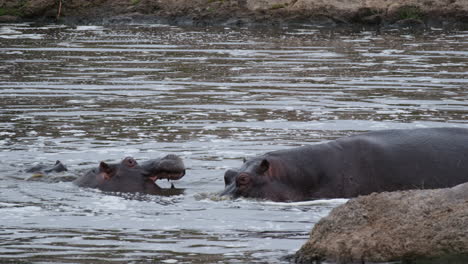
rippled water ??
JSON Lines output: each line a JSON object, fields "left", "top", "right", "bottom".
{"left": 0, "top": 23, "right": 467, "bottom": 263}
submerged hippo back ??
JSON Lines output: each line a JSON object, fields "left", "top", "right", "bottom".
{"left": 335, "top": 127, "right": 468, "bottom": 193}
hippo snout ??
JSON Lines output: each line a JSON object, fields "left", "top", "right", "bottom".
{"left": 219, "top": 181, "right": 236, "bottom": 197}
{"left": 224, "top": 169, "right": 238, "bottom": 186}
{"left": 140, "top": 154, "right": 186, "bottom": 181}
{"left": 220, "top": 169, "right": 240, "bottom": 197}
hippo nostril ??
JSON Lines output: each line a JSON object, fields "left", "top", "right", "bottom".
{"left": 123, "top": 157, "right": 137, "bottom": 167}
{"left": 164, "top": 154, "right": 181, "bottom": 161}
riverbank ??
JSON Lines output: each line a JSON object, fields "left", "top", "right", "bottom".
{"left": 1, "top": 0, "right": 468, "bottom": 29}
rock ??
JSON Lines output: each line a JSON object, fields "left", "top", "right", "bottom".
{"left": 246, "top": 0, "right": 290, "bottom": 11}
{"left": 22, "top": 0, "right": 56, "bottom": 17}
{"left": 350, "top": 7, "right": 383, "bottom": 25}
{"left": 132, "top": 0, "right": 161, "bottom": 14}
{"left": 392, "top": 18, "right": 426, "bottom": 29}
{"left": 0, "top": 15, "right": 20, "bottom": 22}
{"left": 291, "top": 0, "right": 363, "bottom": 13}
{"left": 360, "top": 14, "right": 382, "bottom": 25}
{"left": 294, "top": 182, "right": 468, "bottom": 263}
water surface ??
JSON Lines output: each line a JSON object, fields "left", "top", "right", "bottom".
{"left": 0, "top": 23, "right": 467, "bottom": 263}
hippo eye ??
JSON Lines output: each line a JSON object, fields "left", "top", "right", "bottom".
{"left": 123, "top": 157, "right": 137, "bottom": 168}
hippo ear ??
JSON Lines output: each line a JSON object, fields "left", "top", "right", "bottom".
{"left": 99, "top": 162, "right": 115, "bottom": 180}
{"left": 258, "top": 159, "right": 270, "bottom": 174}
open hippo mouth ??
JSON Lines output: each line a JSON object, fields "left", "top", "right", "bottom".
{"left": 147, "top": 170, "right": 186, "bottom": 182}
{"left": 141, "top": 154, "right": 186, "bottom": 183}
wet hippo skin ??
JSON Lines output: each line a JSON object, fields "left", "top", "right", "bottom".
{"left": 221, "top": 127, "right": 468, "bottom": 202}
{"left": 26, "top": 160, "right": 68, "bottom": 175}
{"left": 74, "top": 155, "right": 185, "bottom": 195}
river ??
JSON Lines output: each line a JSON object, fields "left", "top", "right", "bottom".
{"left": 0, "top": 23, "right": 467, "bottom": 263}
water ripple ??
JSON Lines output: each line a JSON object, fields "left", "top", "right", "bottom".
{"left": 0, "top": 23, "right": 467, "bottom": 263}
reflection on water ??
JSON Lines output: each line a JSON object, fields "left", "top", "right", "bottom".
{"left": 0, "top": 23, "right": 467, "bottom": 263}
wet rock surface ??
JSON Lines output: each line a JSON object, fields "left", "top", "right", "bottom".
{"left": 0, "top": 0, "right": 467, "bottom": 28}
{"left": 294, "top": 182, "right": 468, "bottom": 263}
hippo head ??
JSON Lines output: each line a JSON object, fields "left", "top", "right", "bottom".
{"left": 140, "top": 154, "right": 186, "bottom": 182}
{"left": 220, "top": 157, "right": 298, "bottom": 201}
{"left": 26, "top": 160, "right": 68, "bottom": 174}
{"left": 75, "top": 155, "right": 185, "bottom": 194}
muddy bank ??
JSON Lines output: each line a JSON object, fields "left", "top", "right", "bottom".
{"left": 294, "top": 182, "right": 468, "bottom": 263}
{"left": 1, "top": 0, "right": 468, "bottom": 28}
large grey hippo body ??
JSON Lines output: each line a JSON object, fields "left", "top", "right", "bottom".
{"left": 221, "top": 127, "right": 468, "bottom": 202}
{"left": 74, "top": 155, "right": 185, "bottom": 195}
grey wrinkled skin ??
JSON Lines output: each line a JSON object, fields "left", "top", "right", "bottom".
{"left": 74, "top": 155, "right": 185, "bottom": 195}
{"left": 221, "top": 127, "right": 468, "bottom": 202}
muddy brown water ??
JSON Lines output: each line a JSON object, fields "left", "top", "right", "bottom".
{"left": 0, "top": 23, "right": 467, "bottom": 263}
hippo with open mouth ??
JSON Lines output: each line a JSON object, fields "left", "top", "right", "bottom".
{"left": 74, "top": 155, "right": 186, "bottom": 195}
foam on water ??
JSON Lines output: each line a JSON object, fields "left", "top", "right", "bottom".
{"left": 75, "top": 25, "right": 105, "bottom": 31}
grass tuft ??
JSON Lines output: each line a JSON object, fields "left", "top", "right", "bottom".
{"left": 397, "top": 6, "right": 424, "bottom": 20}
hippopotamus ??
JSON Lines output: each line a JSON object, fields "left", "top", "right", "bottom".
{"left": 221, "top": 127, "right": 468, "bottom": 202}
{"left": 25, "top": 160, "right": 72, "bottom": 182}
{"left": 26, "top": 160, "right": 68, "bottom": 175}
{"left": 74, "top": 155, "right": 186, "bottom": 195}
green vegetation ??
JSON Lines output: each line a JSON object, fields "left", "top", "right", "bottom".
{"left": 0, "top": 7, "right": 22, "bottom": 16}
{"left": 208, "top": 0, "right": 224, "bottom": 3}
{"left": 131, "top": 0, "right": 141, "bottom": 5}
{"left": 397, "top": 5, "right": 424, "bottom": 20}
{"left": 270, "top": 3, "right": 288, "bottom": 10}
